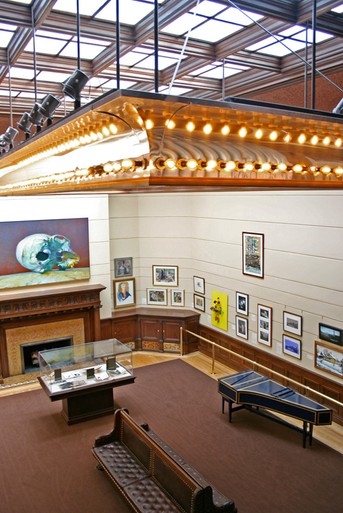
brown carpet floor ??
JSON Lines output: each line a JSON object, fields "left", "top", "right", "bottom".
{"left": 0, "top": 359, "right": 342, "bottom": 513}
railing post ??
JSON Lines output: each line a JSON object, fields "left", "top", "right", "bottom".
{"left": 180, "top": 326, "right": 183, "bottom": 356}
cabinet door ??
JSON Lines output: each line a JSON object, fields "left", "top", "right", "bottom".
{"left": 162, "top": 319, "right": 182, "bottom": 352}
{"left": 140, "top": 319, "right": 163, "bottom": 351}
{"left": 112, "top": 318, "right": 136, "bottom": 345}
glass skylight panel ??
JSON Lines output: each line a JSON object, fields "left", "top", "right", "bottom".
{"left": 246, "top": 36, "right": 281, "bottom": 52}
{"left": 9, "top": 67, "right": 36, "bottom": 79}
{"left": 53, "top": 0, "right": 106, "bottom": 16}
{"left": 257, "top": 39, "right": 308, "bottom": 57}
{"left": 35, "top": 29, "right": 71, "bottom": 40}
{"left": 101, "top": 79, "right": 137, "bottom": 89}
{"left": 36, "top": 70, "right": 71, "bottom": 83}
{"left": 189, "top": 64, "right": 217, "bottom": 76}
{"left": 217, "top": 7, "right": 264, "bottom": 26}
{"left": 331, "top": 4, "right": 343, "bottom": 13}
{"left": 158, "top": 85, "right": 192, "bottom": 95}
{"left": 189, "top": 19, "right": 242, "bottom": 42}
{"left": 0, "top": 31, "right": 14, "bottom": 48}
{"left": 161, "top": 13, "right": 202, "bottom": 36}
{"left": 59, "top": 41, "right": 106, "bottom": 59}
{"left": 17, "top": 91, "right": 45, "bottom": 99}
{"left": 190, "top": 0, "right": 226, "bottom": 17}
{"left": 200, "top": 66, "right": 245, "bottom": 79}
{"left": 120, "top": 52, "right": 148, "bottom": 67}
{"left": 95, "top": 0, "right": 154, "bottom": 24}
{"left": 24, "top": 37, "right": 67, "bottom": 55}
{"left": 135, "top": 55, "right": 179, "bottom": 71}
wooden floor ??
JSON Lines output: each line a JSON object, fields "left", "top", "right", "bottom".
{"left": 1, "top": 351, "right": 342, "bottom": 454}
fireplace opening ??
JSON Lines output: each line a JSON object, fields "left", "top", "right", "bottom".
{"left": 21, "top": 337, "right": 73, "bottom": 374}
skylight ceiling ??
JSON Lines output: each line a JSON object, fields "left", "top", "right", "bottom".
{"left": 0, "top": 0, "right": 342, "bottom": 119}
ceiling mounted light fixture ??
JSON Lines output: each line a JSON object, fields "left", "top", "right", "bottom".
{"left": 62, "top": 69, "right": 89, "bottom": 109}
{"left": 28, "top": 103, "right": 46, "bottom": 132}
{"left": 38, "top": 94, "right": 61, "bottom": 125}
{"left": 17, "top": 112, "right": 33, "bottom": 139}
{"left": 2, "top": 126, "right": 18, "bottom": 149}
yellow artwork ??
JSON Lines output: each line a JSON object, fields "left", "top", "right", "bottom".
{"left": 210, "top": 291, "right": 228, "bottom": 330}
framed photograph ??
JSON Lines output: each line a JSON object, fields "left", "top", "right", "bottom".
{"left": 193, "top": 294, "right": 205, "bottom": 312}
{"left": 114, "top": 257, "right": 133, "bottom": 278}
{"left": 283, "top": 335, "right": 302, "bottom": 359}
{"left": 193, "top": 276, "right": 205, "bottom": 295}
{"left": 236, "top": 292, "right": 248, "bottom": 315}
{"left": 113, "top": 278, "right": 136, "bottom": 308}
{"left": 152, "top": 265, "right": 178, "bottom": 286}
{"left": 171, "top": 289, "right": 185, "bottom": 307}
{"left": 257, "top": 304, "right": 272, "bottom": 347}
{"left": 315, "top": 341, "right": 343, "bottom": 378}
{"left": 319, "top": 323, "right": 343, "bottom": 346}
{"left": 236, "top": 316, "right": 248, "bottom": 340}
{"left": 283, "top": 311, "right": 302, "bottom": 336}
{"left": 242, "top": 232, "right": 264, "bottom": 278}
{"left": 147, "top": 288, "right": 168, "bottom": 306}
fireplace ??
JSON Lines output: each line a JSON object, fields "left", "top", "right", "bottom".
{"left": 21, "top": 337, "right": 73, "bottom": 374}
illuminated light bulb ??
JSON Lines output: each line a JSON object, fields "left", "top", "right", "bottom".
{"left": 165, "top": 158, "right": 176, "bottom": 170}
{"left": 238, "top": 126, "right": 247, "bottom": 138}
{"left": 206, "top": 160, "right": 217, "bottom": 171}
{"left": 244, "top": 162, "right": 254, "bottom": 171}
{"left": 320, "top": 165, "right": 331, "bottom": 175}
{"left": 255, "top": 128, "right": 263, "bottom": 139}
{"left": 203, "top": 123, "right": 212, "bottom": 135}
{"left": 297, "top": 133, "right": 306, "bottom": 144}
{"left": 333, "top": 166, "right": 343, "bottom": 177}
{"left": 292, "top": 164, "right": 303, "bottom": 174}
{"left": 310, "top": 135, "right": 319, "bottom": 145}
{"left": 186, "top": 121, "right": 195, "bottom": 132}
{"left": 309, "top": 166, "right": 318, "bottom": 175}
{"left": 186, "top": 158, "right": 198, "bottom": 170}
{"left": 121, "top": 159, "right": 134, "bottom": 169}
{"left": 269, "top": 130, "right": 278, "bottom": 141}
{"left": 283, "top": 133, "right": 291, "bottom": 142}
{"left": 102, "top": 125, "right": 110, "bottom": 137}
{"left": 84, "top": 134, "right": 92, "bottom": 144}
{"left": 113, "top": 162, "right": 122, "bottom": 172}
{"left": 224, "top": 160, "right": 236, "bottom": 171}
{"left": 261, "top": 162, "right": 271, "bottom": 171}
{"left": 165, "top": 119, "right": 175, "bottom": 129}
{"left": 221, "top": 125, "right": 230, "bottom": 135}
{"left": 79, "top": 135, "right": 86, "bottom": 145}
{"left": 90, "top": 131, "right": 98, "bottom": 142}
{"left": 109, "top": 123, "right": 118, "bottom": 135}
{"left": 75, "top": 168, "right": 90, "bottom": 177}
{"left": 323, "top": 136, "right": 331, "bottom": 146}
{"left": 334, "top": 137, "right": 342, "bottom": 147}
{"left": 145, "top": 119, "right": 154, "bottom": 130}
{"left": 103, "top": 162, "right": 113, "bottom": 172}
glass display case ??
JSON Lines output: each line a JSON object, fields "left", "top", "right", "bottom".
{"left": 38, "top": 338, "right": 133, "bottom": 394}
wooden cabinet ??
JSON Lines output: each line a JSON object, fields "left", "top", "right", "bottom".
{"left": 140, "top": 318, "right": 183, "bottom": 352}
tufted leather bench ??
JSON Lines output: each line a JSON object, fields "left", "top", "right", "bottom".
{"left": 92, "top": 408, "right": 237, "bottom": 513}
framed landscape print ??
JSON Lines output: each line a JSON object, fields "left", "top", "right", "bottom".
{"left": 257, "top": 304, "right": 272, "bottom": 346}
{"left": 318, "top": 323, "right": 343, "bottom": 346}
{"left": 283, "top": 311, "right": 302, "bottom": 336}
{"left": 315, "top": 341, "right": 343, "bottom": 378}
{"left": 152, "top": 265, "right": 178, "bottom": 286}
{"left": 283, "top": 335, "right": 301, "bottom": 359}
{"left": 236, "top": 316, "right": 248, "bottom": 340}
{"left": 114, "top": 257, "right": 133, "bottom": 278}
{"left": 113, "top": 278, "right": 136, "bottom": 308}
{"left": 236, "top": 292, "right": 248, "bottom": 315}
{"left": 193, "top": 294, "right": 205, "bottom": 312}
{"left": 147, "top": 288, "right": 168, "bottom": 305}
{"left": 193, "top": 276, "right": 205, "bottom": 295}
{"left": 171, "top": 289, "right": 185, "bottom": 307}
{"left": 242, "top": 232, "right": 264, "bottom": 278}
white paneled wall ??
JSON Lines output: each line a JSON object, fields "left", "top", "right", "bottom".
{"left": 110, "top": 190, "right": 343, "bottom": 383}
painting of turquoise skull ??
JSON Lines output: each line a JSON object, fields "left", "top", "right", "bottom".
{"left": 0, "top": 218, "right": 90, "bottom": 289}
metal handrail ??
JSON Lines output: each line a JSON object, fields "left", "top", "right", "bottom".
{"left": 180, "top": 327, "right": 343, "bottom": 408}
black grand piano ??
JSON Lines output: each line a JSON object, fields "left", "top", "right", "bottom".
{"left": 218, "top": 370, "right": 333, "bottom": 448}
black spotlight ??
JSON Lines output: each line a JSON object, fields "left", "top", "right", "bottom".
{"left": 28, "top": 102, "right": 46, "bottom": 132}
{"left": 0, "top": 135, "right": 9, "bottom": 153}
{"left": 62, "top": 69, "right": 89, "bottom": 109}
{"left": 332, "top": 98, "right": 343, "bottom": 115}
{"left": 18, "top": 112, "right": 33, "bottom": 139}
{"left": 38, "top": 94, "right": 61, "bottom": 125}
{"left": 2, "top": 126, "right": 18, "bottom": 149}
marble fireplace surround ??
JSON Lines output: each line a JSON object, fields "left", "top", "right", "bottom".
{"left": 0, "top": 284, "right": 105, "bottom": 380}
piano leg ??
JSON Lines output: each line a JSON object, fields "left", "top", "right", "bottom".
{"left": 302, "top": 422, "right": 314, "bottom": 448}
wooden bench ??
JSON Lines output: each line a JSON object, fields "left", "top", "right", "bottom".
{"left": 92, "top": 408, "right": 237, "bottom": 513}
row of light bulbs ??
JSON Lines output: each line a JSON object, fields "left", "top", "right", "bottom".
{"left": 143, "top": 117, "right": 343, "bottom": 148}
{"left": 1, "top": 157, "right": 342, "bottom": 194}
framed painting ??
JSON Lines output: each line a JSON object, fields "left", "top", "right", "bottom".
{"left": 242, "top": 232, "right": 264, "bottom": 278}
{"left": 283, "top": 311, "right": 302, "bottom": 337}
{"left": 236, "top": 292, "right": 248, "bottom": 316}
{"left": 257, "top": 304, "right": 272, "bottom": 346}
{"left": 113, "top": 278, "right": 136, "bottom": 308}
{"left": 0, "top": 218, "right": 90, "bottom": 290}
{"left": 315, "top": 341, "right": 343, "bottom": 378}
{"left": 283, "top": 335, "right": 302, "bottom": 359}
{"left": 171, "top": 289, "right": 185, "bottom": 307}
{"left": 152, "top": 265, "right": 178, "bottom": 286}
{"left": 147, "top": 288, "right": 168, "bottom": 306}
{"left": 193, "top": 276, "right": 205, "bottom": 295}
{"left": 114, "top": 257, "right": 133, "bottom": 278}
{"left": 193, "top": 294, "right": 205, "bottom": 312}
{"left": 319, "top": 323, "right": 343, "bottom": 346}
{"left": 236, "top": 315, "right": 248, "bottom": 340}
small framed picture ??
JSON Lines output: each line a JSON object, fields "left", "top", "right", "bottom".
{"left": 283, "top": 335, "right": 302, "bottom": 359}
{"left": 318, "top": 323, "right": 343, "bottom": 346}
{"left": 114, "top": 257, "right": 133, "bottom": 278}
{"left": 283, "top": 311, "right": 302, "bottom": 336}
{"left": 193, "top": 294, "right": 205, "bottom": 312}
{"left": 147, "top": 288, "right": 168, "bottom": 305}
{"left": 315, "top": 340, "right": 343, "bottom": 378}
{"left": 236, "top": 292, "right": 248, "bottom": 315}
{"left": 193, "top": 276, "right": 205, "bottom": 295}
{"left": 113, "top": 278, "right": 136, "bottom": 308}
{"left": 171, "top": 289, "right": 185, "bottom": 307}
{"left": 242, "top": 232, "right": 264, "bottom": 278}
{"left": 236, "top": 315, "right": 248, "bottom": 340}
{"left": 257, "top": 304, "right": 272, "bottom": 347}
{"left": 152, "top": 265, "right": 178, "bottom": 286}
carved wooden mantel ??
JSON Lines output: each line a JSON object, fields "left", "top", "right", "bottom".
{"left": 0, "top": 284, "right": 106, "bottom": 380}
